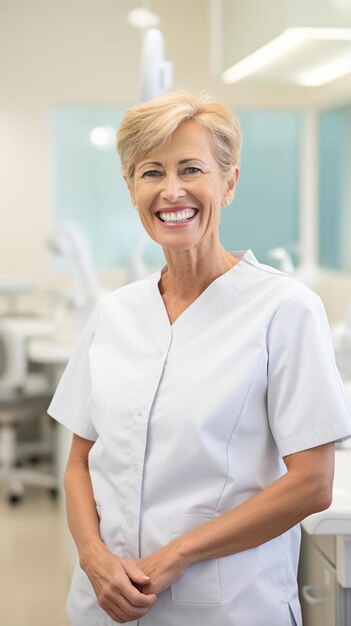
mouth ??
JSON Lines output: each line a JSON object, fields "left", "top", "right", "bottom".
{"left": 155, "top": 208, "right": 199, "bottom": 224}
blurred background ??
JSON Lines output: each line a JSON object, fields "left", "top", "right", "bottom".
{"left": 1, "top": 1, "right": 351, "bottom": 625}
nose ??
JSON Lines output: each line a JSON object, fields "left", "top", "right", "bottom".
{"left": 160, "top": 173, "right": 186, "bottom": 203}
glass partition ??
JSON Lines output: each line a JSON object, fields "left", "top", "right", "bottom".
{"left": 222, "top": 110, "right": 300, "bottom": 264}
{"left": 54, "top": 105, "right": 300, "bottom": 269}
{"left": 319, "top": 105, "right": 351, "bottom": 271}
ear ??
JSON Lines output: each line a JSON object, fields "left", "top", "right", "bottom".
{"left": 124, "top": 175, "right": 137, "bottom": 210}
{"left": 222, "top": 166, "right": 239, "bottom": 206}
{"left": 226, "top": 165, "right": 239, "bottom": 196}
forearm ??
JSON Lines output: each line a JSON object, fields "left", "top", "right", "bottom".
{"left": 64, "top": 456, "right": 106, "bottom": 566}
{"left": 175, "top": 455, "right": 332, "bottom": 567}
{"left": 136, "top": 460, "right": 328, "bottom": 596}
{"left": 63, "top": 438, "right": 158, "bottom": 622}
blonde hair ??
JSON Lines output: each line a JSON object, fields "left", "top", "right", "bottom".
{"left": 116, "top": 90, "right": 242, "bottom": 179}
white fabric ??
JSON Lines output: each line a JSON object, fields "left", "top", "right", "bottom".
{"left": 48, "top": 249, "right": 351, "bottom": 626}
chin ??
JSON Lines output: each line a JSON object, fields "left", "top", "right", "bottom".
{"left": 158, "top": 237, "right": 200, "bottom": 252}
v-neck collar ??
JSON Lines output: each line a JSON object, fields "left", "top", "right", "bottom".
{"left": 151, "top": 249, "right": 259, "bottom": 339}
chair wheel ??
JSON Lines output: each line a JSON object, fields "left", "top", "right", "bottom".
{"left": 8, "top": 493, "right": 22, "bottom": 505}
{"left": 49, "top": 488, "right": 59, "bottom": 499}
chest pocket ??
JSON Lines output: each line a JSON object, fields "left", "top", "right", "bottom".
{"left": 168, "top": 514, "right": 221, "bottom": 604}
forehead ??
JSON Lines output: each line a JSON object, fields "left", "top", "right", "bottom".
{"left": 146, "top": 120, "right": 214, "bottom": 163}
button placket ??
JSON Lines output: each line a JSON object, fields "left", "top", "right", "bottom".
{"left": 123, "top": 343, "right": 172, "bottom": 557}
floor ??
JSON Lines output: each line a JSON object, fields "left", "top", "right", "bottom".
{"left": 0, "top": 483, "right": 70, "bottom": 626}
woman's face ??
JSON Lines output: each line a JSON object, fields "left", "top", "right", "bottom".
{"left": 127, "top": 120, "right": 238, "bottom": 253}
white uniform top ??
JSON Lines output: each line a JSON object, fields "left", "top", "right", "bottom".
{"left": 48, "top": 249, "right": 351, "bottom": 626}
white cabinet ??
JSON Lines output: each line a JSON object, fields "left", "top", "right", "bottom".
{"left": 298, "top": 531, "right": 350, "bottom": 626}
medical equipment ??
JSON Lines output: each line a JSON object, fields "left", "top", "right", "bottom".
{"left": 267, "top": 245, "right": 322, "bottom": 290}
{"left": 127, "top": 6, "right": 172, "bottom": 102}
{"left": 125, "top": 235, "right": 151, "bottom": 283}
{"left": 0, "top": 321, "right": 57, "bottom": 503}
{"left": 140, "top": 28, "right": 173, "bottom": 101}
{"left": 0, "top": 276, "right": 35, "bottom": 314}
{"left": 47, "top": 221, "right": 101, "bottom": 322}
{"left": 267, "top": 247, "right": 295, "bottom": 274}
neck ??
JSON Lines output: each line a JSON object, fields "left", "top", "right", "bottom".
{"left": 159, "top": 241, "right": 239, "bottom": 300}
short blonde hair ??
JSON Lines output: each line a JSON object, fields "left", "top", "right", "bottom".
{"left": 116, "top": 90, "right": 242, "bottom": 179}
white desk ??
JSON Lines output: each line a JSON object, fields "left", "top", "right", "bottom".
{"left": 27, "top": 336, "right": 74, "bottom": 478}
{"left": 0, "top": 277, "right": 35, "bottom": 313}
{"left": 27, "top": 333, "right": 77, "bottom": 579}
{"left": 28, "top": 339, "right": 73, "bottom": 367}
{"left": 0, "top": 316, "right": 56, "bottom": 338}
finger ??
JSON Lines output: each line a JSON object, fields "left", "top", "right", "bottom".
{"left": 103, "top": 597, "right": 154, "bottom": 623}
{"left": 102, "top": 574, "right": 157, "bottom": 611}
{"left": 119, "top": 559, "right": 158, "bottom": 606}
{"left": 119, "top": 582, "right": 157, "bottom": 609}
{"left": 121, "top": 558, "right": 151, "bottom": 585}
{"left": 141, "top": 581, "right": 158, "bottom": 595}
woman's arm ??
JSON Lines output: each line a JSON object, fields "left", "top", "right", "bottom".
{"left": 64, "top": 434, "right": 157, "bottom": 623}
{"left": 138, "top": 442, "right": 334, "bottom": 594}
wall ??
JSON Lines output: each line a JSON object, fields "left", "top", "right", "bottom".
{"left": 1, "top": 0, "right": 137, "bottom": 290}
{"left": 2, "top": 0, "right": 351, "bottom": 307}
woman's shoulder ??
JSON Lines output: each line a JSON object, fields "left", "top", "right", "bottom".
{"left": 242, "top": 252, "right": 323, "bottom": 313}
{"left": 98, "top": 269, "right": 160, "bottom": 311}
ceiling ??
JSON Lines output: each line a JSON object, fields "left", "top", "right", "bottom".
{"left": 151, "top": 0, "right": 351, "bottom": 108}
{"left": 3, "top": 0, "right": 351, "bottom": 111}
{"left": 211, "top": 0, "right": 351, "bottom": 106}
{"left": 225, "top": 37, "right": 351, "bottom": 85}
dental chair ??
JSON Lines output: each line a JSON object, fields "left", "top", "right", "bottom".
{"left": 0, "top": 324, "right": 58, "bottom": 504}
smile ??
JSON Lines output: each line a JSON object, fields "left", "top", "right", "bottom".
{"left": 156, "top": 208, "right": 198, "bottom": 223}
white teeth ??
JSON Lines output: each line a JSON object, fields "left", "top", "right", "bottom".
{"left": 159, "top": 208, "right": 197, "bottom": 222}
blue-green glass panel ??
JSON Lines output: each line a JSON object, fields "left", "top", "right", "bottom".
{"left": 342, "top": 107, "right": 351, "bottom": 272}
{"left": 53, "top": 105, "right": 164, "bottom": 270}
{"left": 319, "top": 111, "right": 342, "bottom": 269}
{"left": 54, "top": 106, "right": 300, "bottom": 270}
{"left": 220, "top": 110, "right": 300, "bottom": 265}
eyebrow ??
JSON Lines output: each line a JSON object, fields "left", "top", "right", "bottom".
{"left": 137, "top": 158, "right": 205, "bottom": 170}
{"left": 138, "top": 161, "right": 162, "bottom": 168}
{"left": 179, "top": 158, "right": 205, "bottom": 165}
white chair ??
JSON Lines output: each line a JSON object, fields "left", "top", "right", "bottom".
{"left": 0, "top": 324, "right": 58, "bottom": 504}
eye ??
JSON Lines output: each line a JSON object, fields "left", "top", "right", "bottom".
{"left": 142, "top": 170, "right": 162, "bottom": 178}
{"left": 182, "top": 166, "right": 202, "bottom": 175}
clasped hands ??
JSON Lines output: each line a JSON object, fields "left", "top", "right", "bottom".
{"left": 82, "top": 540, "right": 186, "bottom": 624}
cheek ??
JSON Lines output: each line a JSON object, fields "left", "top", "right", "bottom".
{"left": 200, "top": 177, "right": 226, "bottom": 203}
{"left": 137, "top": 209, "right": 154, "bottom": 232}
{"left": 135, "top": 187, "right": 155, "bottom": 216}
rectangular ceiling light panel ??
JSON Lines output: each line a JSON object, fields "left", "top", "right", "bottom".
{"left": 222, "top": 27, "right": 351, "bottom": 85}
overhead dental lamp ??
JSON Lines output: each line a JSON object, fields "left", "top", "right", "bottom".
{"left": 139, "top": 27, "right": 173, "bottom": 101}
{"left": 127, "top": 6, "right": 173, "bottom": 101}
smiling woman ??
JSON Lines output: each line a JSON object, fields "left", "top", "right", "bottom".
{"left": 48, "top": 90, "right": 351, "bottom": 626}
{"left": 117, "top": 91, "right": 242, "bottom": 294}
{"left": 125, "top": 119, "right": 239, "bottom": 264}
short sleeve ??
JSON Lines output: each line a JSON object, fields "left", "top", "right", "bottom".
{"left": 47, "top": 302, "right": 101, "bottom": 441}
{"left": 267, "top": 289, "right": 351, "bottom": 457}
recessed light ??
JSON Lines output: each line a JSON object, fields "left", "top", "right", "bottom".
{"left": 297, "top": 51, "right": 351, "bottom": 86}
{"left": 127, "top": 8, "right": 160, "bottom": 30}
{"left": 89, "top": 126, "right": 115, "bottom": 150}
{"left": 222, "top": 27, "right": 351, "bottom": 84}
